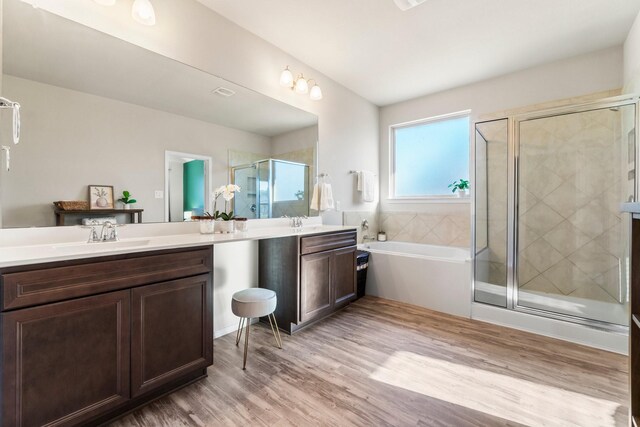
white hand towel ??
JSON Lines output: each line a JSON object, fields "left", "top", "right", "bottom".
{"left": 310, "top": 183, "right": 320, "bottom": 211}
{"left": 320, "top": 183, "right": 334, "bottom": 211}
{"left": 360, "top": 171, "right": 375, "bottom": 202}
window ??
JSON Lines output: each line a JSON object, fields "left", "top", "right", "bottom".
{"left": 391, "top": 112, "right": 470, "bottom": 198}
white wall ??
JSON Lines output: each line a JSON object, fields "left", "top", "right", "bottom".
{"left": 213, "top": 241, "right": 259, "bottom": 338}
{"left": 168, "top": 158, "right": 185, "bottom": 221}
{"left": 18, "top": 0, "right": 380, "bottom": 220}
{"left": 0, "top": 75, "right": 271, "bottom": 227}
{"left": 379, "top": 47, "right": 623, "bottom": 235}
{"left": 624, "top": 10, "right": 640, "bottom": 93}
{"left": 271, "top": 125, "right": 317, "bottom": 156}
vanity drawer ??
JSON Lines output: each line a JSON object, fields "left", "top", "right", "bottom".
{"left": 0, "top": 247, "right": 213, "bottom": 311}
{"left": 300, "top": 231, "right": 357, "bottom": 255}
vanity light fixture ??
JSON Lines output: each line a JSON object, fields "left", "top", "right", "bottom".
{"left": 94, "top": 0, "right": 156, "bottom": 26}
{"left": 279, "top": 66, "right": 323, "bottom": 101}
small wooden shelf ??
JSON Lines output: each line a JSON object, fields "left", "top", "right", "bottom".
{"left": 54, "top": 209, "right": 144, "bottom": 226}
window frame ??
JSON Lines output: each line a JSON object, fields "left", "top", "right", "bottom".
{"left": 389, "top": 110, "right": 471, "bottom": 202}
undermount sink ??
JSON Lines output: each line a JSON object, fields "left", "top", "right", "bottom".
{"left": 51, "top": 239, "right": 151, "bottom": 254}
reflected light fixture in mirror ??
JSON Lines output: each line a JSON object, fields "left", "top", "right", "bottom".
{"left": 94, "top": 0, "right": 156, "bottom": 26}
{"left": 280, "top": 66, "right": 322, "bottom": 100}
{"left": 131, "top": 0, "right": 156, "bottom": 26}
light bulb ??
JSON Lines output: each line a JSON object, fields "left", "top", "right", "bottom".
{"left": 309, "top": 84, "right": 323, "bottom": 101}
{"left": 279, "top": 67, "right": 294, "bottom": 88}
{"left": 132, "top": 0, "right": 156, "bottom": 26}
{"left": 94, "top": 0, "right": 116, "bottom": 5}
{"left": 295, "top": 76, "right": 309, "bottom": 94}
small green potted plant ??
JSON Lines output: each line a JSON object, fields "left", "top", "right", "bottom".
{"left": 118, "top": 190, "right": 137, "bottom": 209}
{"left": 448, "top": 179, "right": 469, "bottom": 197}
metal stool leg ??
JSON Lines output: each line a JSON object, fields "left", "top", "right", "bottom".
{"left": 267, "top": 312, "right": 283, "bottom": 349}
{"left": 242, "top": 318, "right": 251, "bottom": 370}
{"left": 235, "top": 317, "right": 245, "bottom": 346}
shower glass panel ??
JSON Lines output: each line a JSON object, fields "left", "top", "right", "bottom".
{"left": 474, "top": 119, "right": 509, "bottom": 307}
{"left": 516, "top": 104, "right": 636, "bottom": 326}
{"left": 231, "top": 165, "right": 258, "bottom": 219}
{"left": 257, "top": 160, "right": 271, "bottom": 219}
{"left": 232, "top": 159, "right": 311, "bottom": 219}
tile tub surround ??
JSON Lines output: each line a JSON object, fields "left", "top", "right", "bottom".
{"left": 379, "top": 210, "right": 471, "bottom": 247}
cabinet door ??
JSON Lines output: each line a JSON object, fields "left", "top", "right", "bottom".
{"left": 333, "top": 246, "right": 357, "bottom": 306}
{"left": 300, "top": 251, "right": 333, "bottom": 323}
{"left": 2, "top": 290, "right": 130, "bottom": 427}
{"left": 131, "top": 274, "right": 212, "bottom": 397}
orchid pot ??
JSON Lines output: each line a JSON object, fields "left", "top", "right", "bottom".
{"left": 192, "top": 215, "right": 215, "bottom": 234}
{"left": 216, "top": 219, "right": 235, "bottom": 234}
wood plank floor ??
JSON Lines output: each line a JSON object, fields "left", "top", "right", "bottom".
{"left": 109, "top": 297, "right": 628, "bottom": 427}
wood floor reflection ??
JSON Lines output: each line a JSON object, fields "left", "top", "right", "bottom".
{"left": 109, "top": 296, "right": 628, "bottom": 426}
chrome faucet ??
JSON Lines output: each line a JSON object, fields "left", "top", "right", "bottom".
{"left": 101, "top": 221, "right": 119, "bottom": 242}
{"left": 86, "top": 220, "right": 100, "bottom": 243}
{"left": 361, "top": 219, "right": 375, "bottom": 242}
{"left": 282, "top": 215, "right": 307, "bottom": 228}
{"left": 85, "top": 220, "right": 119, "bottom": 243}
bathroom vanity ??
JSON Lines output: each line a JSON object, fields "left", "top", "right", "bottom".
{"left": 0, "top": 222, "right": 357, "bottom": 426}
{"left": 259, "top": 230, "right": 358, "bottom": 334}
{"left": 0, "top": 245, "right": 213, "bottom": 426}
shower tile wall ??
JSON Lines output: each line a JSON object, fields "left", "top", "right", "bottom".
{"left": 518, "top": 108, "right": 633, "bottom": 304}
{"left": 379, "top": 210, "right": 470, "bottom": 247}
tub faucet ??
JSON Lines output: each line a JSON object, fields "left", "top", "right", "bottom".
{"left": 361, "top": 219, "right": 375, "bottom": 242}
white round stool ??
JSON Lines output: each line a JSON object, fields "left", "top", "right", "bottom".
{"left": 231, "top": 288, "right": 282, "bottom": 370}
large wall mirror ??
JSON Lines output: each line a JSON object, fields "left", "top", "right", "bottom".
{"left": 0, "top": 0, "right": 318, "bottom": 228}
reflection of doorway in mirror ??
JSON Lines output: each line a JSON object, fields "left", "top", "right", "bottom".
{"left": 164, "top": 151, "right": 212, "bottom": 222}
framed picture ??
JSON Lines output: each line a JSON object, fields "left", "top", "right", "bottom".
{"left": 88, "top": 185, "right": 115, "bottom": 210}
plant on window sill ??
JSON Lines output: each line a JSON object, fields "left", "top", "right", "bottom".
{"left": 448, "top": 179, "right": 469, "bottom": 198}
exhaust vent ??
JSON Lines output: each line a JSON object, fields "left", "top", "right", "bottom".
{"left": 211, "top": 87, "right": 236, "bottom": 97}
{"left": 393, "top": 0, "right": 427, "bottom": 11}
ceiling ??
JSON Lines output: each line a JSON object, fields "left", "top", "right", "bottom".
{"left": 198, "top": 0, "right": 640, "bottom": 106}
{"left": 3, "top": 0, "right": 317, "bottom": 137}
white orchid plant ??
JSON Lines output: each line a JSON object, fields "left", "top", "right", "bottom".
{"left": 207, "top": 184, "right": 241, "bottom": 221}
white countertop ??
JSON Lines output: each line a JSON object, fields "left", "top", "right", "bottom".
{"left": 0, "top": 223, "right": 357, "bottom": 268}
{"left": 620, "top": 202, "right": 640, "bottom": 214}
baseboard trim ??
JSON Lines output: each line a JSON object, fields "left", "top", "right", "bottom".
{"left": 214, "top": 318, "right": 259, "bottom": 339}
{"left": 471, "top": 302, "right": 628, "bottom": 355}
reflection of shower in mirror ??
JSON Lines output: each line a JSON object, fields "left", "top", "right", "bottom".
{"left": 0, "top": 96, "right": 21, "bottom": 145}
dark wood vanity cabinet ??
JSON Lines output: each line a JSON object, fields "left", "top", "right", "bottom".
{"left": 260, "top": 230, "right": 357, "bottom": 334}
{"left": 2, "top": 290, "right": 131, "bottom": 427}
{"left": 0, "top": 246, "right": 213, "bottom": 427}
{"left": 131, "top": 275, "right": 212, "bottom": 397}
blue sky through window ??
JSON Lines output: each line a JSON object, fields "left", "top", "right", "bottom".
{"left": 394, "top": 115, "right": 469, "bottom": 197}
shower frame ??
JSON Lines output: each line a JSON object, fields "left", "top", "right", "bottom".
{"left": 230, "top": 158, "right": 311, "bottom": 219}
{"left": 471, "top": 94, "right": 640, "bottom": 332}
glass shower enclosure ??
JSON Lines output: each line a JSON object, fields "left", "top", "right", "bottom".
{"left": 231, "top": 159, "right": 311, "bottom": 219}
{"left": 473, "top": 95, "right": 639, "bottom": 328}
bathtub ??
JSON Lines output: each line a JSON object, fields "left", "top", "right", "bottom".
{"left": 360, "top": 241, "right": 471, "bottom": 318}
